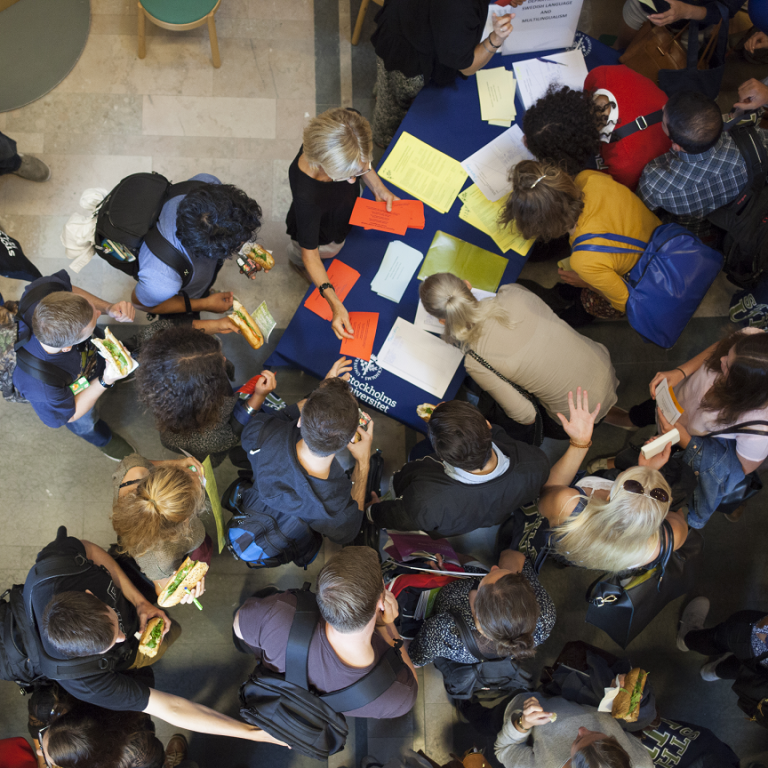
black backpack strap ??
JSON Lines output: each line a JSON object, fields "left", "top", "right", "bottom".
{"left": 166, "top": 179, "right": 208, "bottom": 199}
{"left": 320, "top": 647, "right": 401, "bottom": 712}
{"left": 706, "top": 420, "right": 768, "bottom": 438}
{"left": 14, "top": 348, "right": 75, "bottom": 388}
{"left": 448, "top": 608, "right": 489, "bottom": 662}
{"left": 285, "top": 587, "right": 320, "bottom": 690}
{"left": 143, "top": 227, "right": 194, "bottom": 289}
{"left": 609, "top": 110, "right": 664, "bottom": 143}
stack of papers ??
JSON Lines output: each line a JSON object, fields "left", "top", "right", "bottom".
{"left": 418, "top": 231, "right": 508, "bottom": 293}
{"left": 414, "top": 288, "right": 496, "bottom": 335}
{"left": 476, "top": 67, "right": 517, "bottom": 128}
{"left": 378, "top": 132, "right": 468, "bottom": 213}
{"left": 340, "top": 311, "right": 379, "bottom": 362}
{"left": 377, "top": 317, "right": 465, "bottom": 399}
{"left": 512, "top": 50, "right": 589, "bottom": 111}
{"left": 458, "top": 184, "right": 535, "bottom": 256}
{"left": 461, "top": 125, "right": 534, "bottom": 203}
{"left": 304, "top": 260, "right": 360, "bottom": 320}
{"left": 370, "top": 240, "right": 423, "bottom": 303}
{"left": 482, "top": 3, "right": 582, "bottom": 56}
{"left": 349, "top": 198, "right": 426, "bottom": 236}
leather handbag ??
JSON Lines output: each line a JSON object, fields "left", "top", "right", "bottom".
{"left": 658, "top": 3, "right": 729, "bottom": 98}
{"left": 585, "top": 520, "right": 704, "bottom": 648}
{"left": 619, "top": 21, "right": 688, "bottom": 84}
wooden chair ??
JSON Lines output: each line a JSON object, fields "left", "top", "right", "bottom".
{"left": 138, "top": 0, "right": 222, "bottom": 68}
{"left": 351, "top": 0, "right": 384, "bottom": 46}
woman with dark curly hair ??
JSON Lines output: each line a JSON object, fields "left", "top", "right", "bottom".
{"left": 135, "top": 325, "right": 275, "bottom": 465}
{"left": 501, "top": 159, "right": 659, "bottom": 327}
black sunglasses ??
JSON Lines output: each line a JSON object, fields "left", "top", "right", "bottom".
{"left": 622, "top": 479, "right": 669, "bottom": 504}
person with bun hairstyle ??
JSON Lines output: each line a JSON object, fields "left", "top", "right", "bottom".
{"left": 111, "top": 454, "right": 208, "bottom": 602}
{"left": 419, "top": 273, "right": 618, "bottom": 442}
{"left": 502, "top": 160, "right": 659, "bottom": 328}
{"left": 408, "top": 549, "right": 555, "bottom": 667}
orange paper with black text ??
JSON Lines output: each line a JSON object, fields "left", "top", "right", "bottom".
{"left": 394, "top": 200, "right": 425, "bottom": 229}
{"left": 349, "top": 198, "right": 410, "bottom": 235}
{"left": 304, "top": 260, "right": 360, "bottom": 321}
{"left": 340, "top": 312, "right": 379, "bottom": 361}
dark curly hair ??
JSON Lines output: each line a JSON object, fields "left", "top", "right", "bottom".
{"left": 135, "top": 326, "right": 231, "bottom": 434}
{"left": 522, "top": 85, "right": 603, "bottom": 177}
{"left": 176, "top": 183, "right": 262, "bottom": 261}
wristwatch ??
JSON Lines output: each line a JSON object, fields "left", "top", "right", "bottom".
{"left": 318, "top": 282, "right": 334, "bottom": 297}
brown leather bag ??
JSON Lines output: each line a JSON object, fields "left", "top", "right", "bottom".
{"left": 619, "top": 21, "right": 688, "bottom": 83}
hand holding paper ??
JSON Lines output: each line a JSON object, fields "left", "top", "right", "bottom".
{"left": 340, "top": 312, "right": 379, "bottom": 361}
{"left": 304, "top": 260, "right": 360, "bottom": 321}
{"left": 349, "top": 198, "right": 410, "bottom": 235}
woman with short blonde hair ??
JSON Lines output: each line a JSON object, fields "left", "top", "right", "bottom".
{"left": 419, "top": 273, "right": 619, "bottom": 442}
{"left": 286, "top": 107, "right": 399, "bottom": 340}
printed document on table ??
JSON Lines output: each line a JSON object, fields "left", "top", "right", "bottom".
{"left": 378, "top": 132, "right": 468, "bottom": 213}
{"left": 655, "top": 378, "right": 684, "bottom": 425}
{"left": 414, "top": 288, "right": 496, "bottom": 335}
{"left": 459, "top": 184, "right": 535, "bottom": 255}
{"left": 484, "top": 0, "right": 583, "bottom": 56}
{"left": 512, "top": 49, "right": 588, "bottom": 110}
{"left": 377, "top": 317, "right": 465, "bottom": 399}
{"left": 370, "top": 240, "right": 424, "bottom": 303}
{"left": 461, "top": 125, "right": 534, "bottom": 202}
{"left": 476, "top": 67, "right": 517, "bottom": 122}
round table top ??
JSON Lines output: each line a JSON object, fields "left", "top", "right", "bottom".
{"left": 140, "top": 0, "right": 218, "bottom": 24}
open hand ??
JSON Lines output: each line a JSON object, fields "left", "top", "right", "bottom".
{"left": 556, "top": 387, "right": 601, "bottom": 444}
{"left": 557, "top": 269, "right": 590, "bottom": 288}
{"left": 325, "top": 356, "right": 353, "bottom": 380}
{"left": 648, "top": 0, "right": 694, "bottom": 25}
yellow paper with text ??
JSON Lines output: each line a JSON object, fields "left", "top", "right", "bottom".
{"left": 477, "top": 68, "right": 517, "bottom": 122}
{"left": 202, "top": 456, "right": 226, "bottom": 553}
{"left": 378, "top": 132, "right": 468, "bottom": 213}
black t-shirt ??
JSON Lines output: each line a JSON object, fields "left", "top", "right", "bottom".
{"left": 30, "top": 529, "right": 150, "bottom": 711}
{"left": 372, "top": 0, "right": 488, "bottom": 85}
{"left": 285, "top": 146, "right": 361, "bottom": 250}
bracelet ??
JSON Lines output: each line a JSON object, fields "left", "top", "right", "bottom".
{"left": 243, "top": 403, "right": 256, "bottom": 416}
{"left": 488, "top": 34, "right": 502, "bottom": 48}
{"left": 569, "top": 439, "right": 592, "bottom": 449}
{"left": 675, "top": 367, "right": 687, "bottom": 379}
{"left": 98, "top": 376, "right": 114, "bottom": 389}
{"left": 318, "top": 282, "right": 334, "bottom": 298}
{"left": 515, "top": 714, "right": 531, "bottom": 732}
{"left": 483, "top": 38, "right": 495, "bottom": 54}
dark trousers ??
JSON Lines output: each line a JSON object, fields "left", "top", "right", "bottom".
{"left": 0, "top": 131, "right": 21, "bottom": 175}
{"left": 685, "top": 610, "right": 768, "bottom": 679}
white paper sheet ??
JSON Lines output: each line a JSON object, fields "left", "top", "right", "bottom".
{"left": 461, "top": 125, "right": 534, "bottom": 202}
{"left": 655, "top": 378, "right": 684, "bottom": 426}
{"left": 484, "top": 0, "right": 583, "bottom": 56}
{"left": 414, "top": 289, "right": 496, "bottom": 335}
{"left": 371, "top": 240, "right": 424, "bottom": 303}
{"left": 512, "top": 49, "right": 589, "bottom": 110}
{"left": 377, "top": 317, "right": 464, "bottom": 398}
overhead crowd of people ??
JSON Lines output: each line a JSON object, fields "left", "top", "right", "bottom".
{"left": 3, "top": 0, "right": 768, "bottom": 767}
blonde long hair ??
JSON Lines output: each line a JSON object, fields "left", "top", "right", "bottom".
{"left": 419, "top": 272, "right": 511, "bottom": 350}
{"left": 111, "top": 466, "right": 205, "bottom": 559}
{"left": 552, "top": 466, "right": 672, "bottom": 573}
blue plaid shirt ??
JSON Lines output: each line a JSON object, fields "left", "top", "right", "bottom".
{"left": 637, "top": 130, "right": 768, "bottom": 235}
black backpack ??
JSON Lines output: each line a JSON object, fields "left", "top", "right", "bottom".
{"left": 433, "top": 608, "right": 532, "bottom": 701}
{"left": 94, "top": 172, "right": 206, "bottom": 287}
{"left": 0, "top": 535, "right": 129, "bottom": 692}
{"left": 239, "top": 586, "right": 405, "bottom": 760}
{"left": 708, "top": 123, "right": 768, "bottom": 289}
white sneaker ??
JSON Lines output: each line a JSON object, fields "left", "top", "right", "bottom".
{"left": 677, "top": 596, "right": 710, "bottom": 651}
{"left": 701, "top": 653, "right": 733, "bottom": 681}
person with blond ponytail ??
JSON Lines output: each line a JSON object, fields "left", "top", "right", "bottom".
{"left": 408, "top": 549, "right": 555, "bottom": 667}
{"left": 502, "top": 159, "right": 659, "bottom": 328}
{"left": 419, "top": 273, "right": 618, "bottom": 442}
{"left": 111, "top": 454, "right": 208, "bottom": 601}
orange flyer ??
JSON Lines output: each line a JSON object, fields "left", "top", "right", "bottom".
{"left": 340, "top": 312, "right": 379, "bottom": 361}
{"left": 304, "top": 260, "right": 361, "bottom": 321}
{"left": 394, "top": 200, "right": 425, "bottom": 229}
{"left": 349, "top": 198, "right": 410, "bottom": 235}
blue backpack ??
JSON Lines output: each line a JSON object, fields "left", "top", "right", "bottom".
{"left": 571, "top": 224, "right": 723, "bottom": 348}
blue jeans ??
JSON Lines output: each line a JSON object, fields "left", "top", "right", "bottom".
{"left": 65, "top": 404, "right": 112, "bottom": 447}
{"left": 0, "top": 131, "right": 21, "bottom": 175}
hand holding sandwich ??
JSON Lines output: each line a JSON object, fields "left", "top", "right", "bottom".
{"left": 137, "top": 601, "right": 171, "bottom": 639}
{"left": 348, "top": 414, "right": 373, "bottom": 511}
{"left": 200, "top": 291, "right": 235, "bottom": 314}
{"left": 516, "top": 697, "right": 556, "bottom": 732}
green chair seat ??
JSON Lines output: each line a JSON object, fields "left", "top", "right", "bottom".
{"left": 139, "top": 0, "right": 218, "bottom": 24}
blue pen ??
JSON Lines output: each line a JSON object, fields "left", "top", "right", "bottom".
{"left": 537, "top": 57, "right": 567, "bottom": 66}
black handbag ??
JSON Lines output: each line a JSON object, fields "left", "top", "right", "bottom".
{"left": 733, "top": 649, "right": 768, "bottom": 729}
{"left": 585, "top": 520, "right": 704, "bottom": 648}
{"left": 657, "top": 3, "right": 729, "bottom": 99}
{"left": 433, "top": 608, "right": 532, "bottom": 700}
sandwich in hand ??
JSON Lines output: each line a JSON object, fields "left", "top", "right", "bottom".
{"left": 247, "top": 244, "right": 275, "bottom": 272}
{"left": 612, "top": 668, "right": 648, "bottom": 723}
{"left": 229, "top": 300, "right": 264, "bottom": 350}
{"left": 92, "top": 328, "right": 135, "bottom": 376}
{"left": 157, "top": 557, "right": 209, "bottom": 608}
{"left": 138, "top": 617, "right": 165, "bottom": 658}
{"left": 416, "top": 404, "right": 437, "bottom": 422}
{"left": 351, "top": 410, "right": 371, "bottom": 443}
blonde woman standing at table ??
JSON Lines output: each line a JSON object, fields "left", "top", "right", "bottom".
{"left": 419, "top": 273, "right": 619, "bottom": 442}
{"left": 286, "top": 107, "right": 399, "bottom": 340}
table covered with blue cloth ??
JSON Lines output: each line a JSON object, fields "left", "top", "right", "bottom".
{"left": 267, "top": 33, "right": 620, "bottom": 433}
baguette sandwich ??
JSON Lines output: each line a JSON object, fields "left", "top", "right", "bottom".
{"left": 157, "top": 557, "right": 209, "bottom": 608}
{"left": 138, "top": 617, "right": 164, "bottom": 658}
{"left": 92, "top": 328, "right": 135, "bottom": 376}
{"left": 612, "top": 668, "right": 648, "bottom": 723}
{"left": 229, "top": 300, "right": 264, "bottom": 350}
{"left": 247, "top": 244, "right": 275, "bottom": 272}
{"left": 416, "top": 403, "right": 437, "bottom": 422}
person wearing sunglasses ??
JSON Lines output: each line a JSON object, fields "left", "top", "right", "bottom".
{"left": 533, "top": 388, "right": 688, "bottom": 574}
{"left": 285, "top": 107, "right": 399, "bottom": 340}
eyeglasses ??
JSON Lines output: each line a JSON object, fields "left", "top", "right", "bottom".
{"left": 38, "top": 725, "right": 53, "bottom": 768}
{"left": 621, "top": 479, "right": 669, "bottom": 504}
{"left": 331, "top": 163, "right": 372, "bottom": 183}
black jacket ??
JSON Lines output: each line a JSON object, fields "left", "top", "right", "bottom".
{"left": 370, "top": 426, "right": 549, "bottom": 538}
